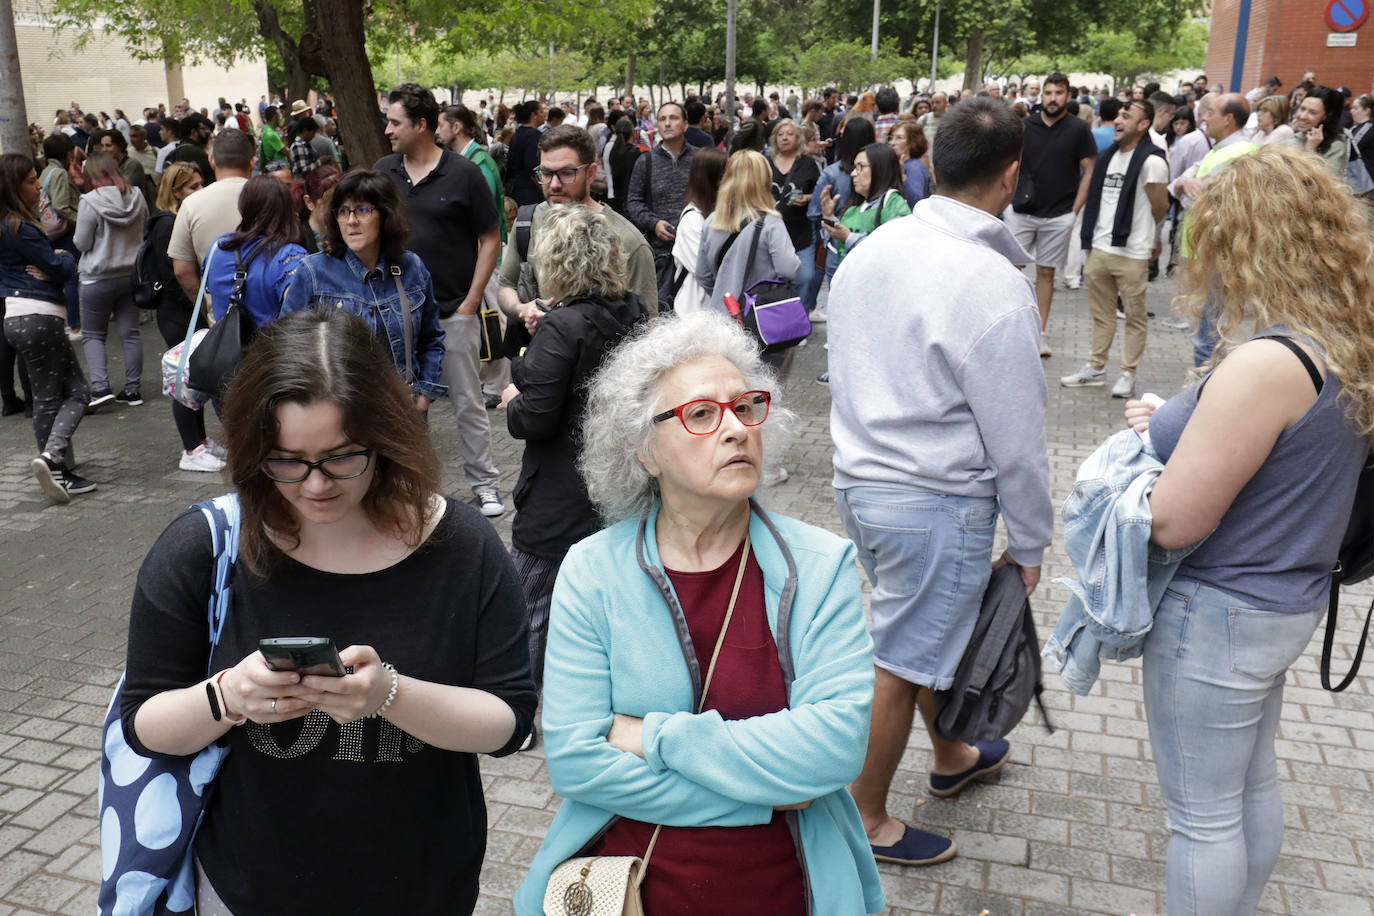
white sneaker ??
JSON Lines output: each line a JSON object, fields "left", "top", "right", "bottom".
{"left": 761, "top": 466, "right": 789, "bottom": 487}
{"left": 1065, "top": 276, "right": 1081, "bottom": 290}
{"left": 1162, "top": 315, "right": 1190, "bottom": 330}
{"left": 1039, "top": 332, "right": 1052, "bottom": 358}
{"left": 205, "top": 438, "right": 228, "bottom": 460}
{"left": 475, "top": 487, "right": 506, "bottom": 517}
{"left": 1060, "top": 364, "right": 1106, "bottom": 387}
{"left": 179, "top": 444, "right": 226, "bottom": 472}
{"left": 1111, "top": 371, "right": 1136, "bottom": 398}
{"left": 809, "top": 308, "right": 827, "bottom": 324}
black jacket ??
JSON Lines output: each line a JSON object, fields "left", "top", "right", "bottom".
{"left": 507, "top": 291, "right": 648, "bottom": 557}
{"left": 506, "top": 126, "right": 543, "bottom": 206}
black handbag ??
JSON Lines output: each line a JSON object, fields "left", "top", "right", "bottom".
{"left": 187, "top": 246, "right": 256, "bottom": 396}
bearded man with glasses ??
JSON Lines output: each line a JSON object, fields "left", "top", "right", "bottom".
{"left": 498, "top": 124, "right": 659, "bottom": 336}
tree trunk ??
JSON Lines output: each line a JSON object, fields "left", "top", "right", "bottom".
{"left": 0, "top": 0, "right": 30, "bottom": 156}
{"left": 625, "top": 52, "right": 636, "bottom": 102}
{"left": 962, "top": 29, "right": 985, "bottom": 92}
{"left": 253, "top": 0, "right": 318, "bottom": 103}
{"left": 313, "top": 0, "right": 388, "bottom": 167}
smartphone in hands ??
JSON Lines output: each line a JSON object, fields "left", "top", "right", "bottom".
{"left": 259, "top": 637, "right": 346, "bottom": 677}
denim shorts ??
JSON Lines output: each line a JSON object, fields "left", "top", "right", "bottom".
{"left": 835, "top": 486, "right": 998, "bottom": 690}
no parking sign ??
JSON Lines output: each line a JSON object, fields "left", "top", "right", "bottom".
{"left": 1327, "top": 0, "right": 1368, "bottom": 32}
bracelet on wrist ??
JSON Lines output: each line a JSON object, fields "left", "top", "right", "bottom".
{"left": 369, "top": 662, "right": 399, "bottom": 719}
{"left": 217, "top": 670, "right": 246, "bottom": 725}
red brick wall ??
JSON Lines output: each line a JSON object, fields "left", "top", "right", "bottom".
{"left": 1207, "top": 0, "right": 1374, "bottom": 95}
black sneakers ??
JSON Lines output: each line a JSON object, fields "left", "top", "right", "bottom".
{"left": 87, "top": 389, "right": 115, "bottom": 412}
{"left": 115, "top": 388, "right": 143, "bottom": 407}
{"left": 31, "top": 453, "right": 97, "bottom": 504}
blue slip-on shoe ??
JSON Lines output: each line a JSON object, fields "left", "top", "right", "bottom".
{"left": 928, "top": 738, "right": 1011, "bottom": 798}
{"left": 870, "top": 823, "right": 957, "bottom": 866}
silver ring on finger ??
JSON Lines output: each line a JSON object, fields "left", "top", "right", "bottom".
{"left": 271, "top": 698, "right": 278, "bottom": 714}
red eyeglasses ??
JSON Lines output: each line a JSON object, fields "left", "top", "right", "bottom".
{"left": 652, "top": 391, "right": 771, "bottom": 435}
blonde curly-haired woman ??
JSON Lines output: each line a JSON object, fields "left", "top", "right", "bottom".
{"left": 1125, "top": 145, "right": 1374, "bottom": 915}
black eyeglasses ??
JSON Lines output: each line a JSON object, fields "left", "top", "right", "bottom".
{"left": 533, "top": 164, "right": 592, "bottom": 185}
{"left": 653, "top": 391, "right": 771, "bottom": 435}
{"left": 336, "top": 205, "right": 377, "bottom": 220}
{"left": 261, "top": 449, "right": 373, "bottom": 482}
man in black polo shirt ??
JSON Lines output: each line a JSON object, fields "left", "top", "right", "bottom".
{"left": 1004, "top": 71, "right": 1098, "bottom": 357}
{"left": 377, "top": 83, "right": 506, "bottom": 518}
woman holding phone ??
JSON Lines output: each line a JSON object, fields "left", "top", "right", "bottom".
{"left": 118, "top": 308, "right": 537, "bottom": 915}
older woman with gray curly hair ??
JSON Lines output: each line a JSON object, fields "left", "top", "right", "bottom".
{"left": 514, "top": 311, "right": 885, "bottom": 916}
{"left": 498, "top": 205, "right": 649, "bottom": 716}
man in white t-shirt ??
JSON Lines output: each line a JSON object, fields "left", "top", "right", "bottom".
{"left": 168, "top": 131, "right": 256, "bottom": 300}
{"left": 1060, "top": 99, "right": 1169, "bottom": 398}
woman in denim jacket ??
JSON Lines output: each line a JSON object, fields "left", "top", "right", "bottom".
{"left": 279, "top": 169, "right": 446, "bottom": 412}
{"left": 0, "top": 153, "right": 94, "bottom": 503}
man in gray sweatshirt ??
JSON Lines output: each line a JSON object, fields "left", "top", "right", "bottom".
{"left": 829, "top": 98, "right": 1054, "bottom": 867}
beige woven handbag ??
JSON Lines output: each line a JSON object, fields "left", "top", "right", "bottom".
{"left": 543, "top": 534, "right": 753, "bottom": 916}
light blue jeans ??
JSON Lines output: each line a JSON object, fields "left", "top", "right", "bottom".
{"left": 835, "top": 486, "right": 998, "bottom": 690}
{"left": 1142, "top": 578, "right": 1323, "bottom": 916}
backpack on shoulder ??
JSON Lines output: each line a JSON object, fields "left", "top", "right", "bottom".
{"left": 1321, "top": 454, "right": 1374, "bottom": 691}
{"left": 934, "top": 563, "right": 1054, "bottom": 744}
{"left": 132, "top": 211, "right": 175, "bottom": 309}
{"left": 716, "top": 217, "right": 811, "bottom": 353}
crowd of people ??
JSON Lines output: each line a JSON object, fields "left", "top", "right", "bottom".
{"left": 4, "top": 68, "right": 1373, "bottom": 916}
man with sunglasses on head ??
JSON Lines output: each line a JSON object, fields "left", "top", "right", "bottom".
{"left": 377, "top": 83, "right": 506, "bottom": 518}
{"left": 498, "top": 125, "right": 658, "bottom": 333}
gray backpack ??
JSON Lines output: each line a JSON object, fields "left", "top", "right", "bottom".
{"left": 934, "top": 564, "right": 1054, "bottom": 744}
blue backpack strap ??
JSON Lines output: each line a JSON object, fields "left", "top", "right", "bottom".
{"left": 195, "top": 493, "right": 241, "bottom": 663}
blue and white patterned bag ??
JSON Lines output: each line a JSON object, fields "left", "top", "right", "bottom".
{"left": 98, "top": 494, "right": 240, "bottom": 916}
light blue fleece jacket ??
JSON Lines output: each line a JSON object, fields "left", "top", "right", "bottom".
{"left": 514, "top": 501, "right": 885, "bottom": 916}
{"left": 827, "top": 194, "right": 1054, "bottom": 567}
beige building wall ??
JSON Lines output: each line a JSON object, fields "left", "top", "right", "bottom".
{"left": 12, "top": 0, "right": 267, "bottom": 131}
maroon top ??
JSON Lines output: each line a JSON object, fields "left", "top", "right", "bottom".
{"left": 592, "top": 540, "right": 807, "bottom": 915}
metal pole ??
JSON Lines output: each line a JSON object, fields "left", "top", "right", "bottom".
{"left": 0, "top": 0, "right": 29, "bottom": 155}
{"left": 871, "top": 0, "right": 880, "bottom": 60}
{"left": 930, "top": 3, "right": 940, "bottom": 92}
{"left": 724, "top": 0, "right": 737, "bottom": 128}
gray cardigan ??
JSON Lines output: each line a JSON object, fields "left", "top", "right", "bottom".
{"left": 693, "top": 214, "right": 801, "bottom": 315}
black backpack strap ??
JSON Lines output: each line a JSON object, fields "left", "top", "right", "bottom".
{"left": 713, "top": 228, "right": 744, "bottom": 273}
{"left": 1197, "top": 334, "right": 1323, "bottom": 399}
{"left": 1265, "top": 335, "right": 1323, "bottom": 394}
{"left": 1322, "top": 590, "right": 1374, "bottom": 692}
{"left": 229, "top": 247, "right": 249, "bottom": 312}
{"left": 515, "top": 203, "right": 538, "bottom": 262}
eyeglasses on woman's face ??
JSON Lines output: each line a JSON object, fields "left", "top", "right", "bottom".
{"left": 652, "top": 391, "right": 771, "bottom": 436}
{"left": 336, "top": 204, "right": 377, "bottom": 221}
{"left": 261, "top": 449, "right": 373, "bottom": 482}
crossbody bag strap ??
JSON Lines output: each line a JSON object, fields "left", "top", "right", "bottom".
{"left": 391, "top": 266, "right": 415, "bottom": 385}
{"left": 175, "top": 247, "right": 216, "bottom": 401}
{"left": 638, "top": 530, "right": 753, "bottom": 879}
{"left": 738, "top": 218, "right": 766, "bottom": 297}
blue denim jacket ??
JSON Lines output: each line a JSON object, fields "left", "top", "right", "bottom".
{"left": 279, "top": 249, "right": 447, "bottom": 398}
{"left": 1043, "top": 427, "right": 1202, "bottom": 694}
{"left": 1, "top": 221, "right": 77, "bottom": 304}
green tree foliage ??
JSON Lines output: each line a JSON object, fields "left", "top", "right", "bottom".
{"left": 1066, "top": 19, "right": 1208, "bottom": 90}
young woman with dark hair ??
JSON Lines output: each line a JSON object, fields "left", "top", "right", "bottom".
{"left": 672, "top": 147, "right": 728, "bottom": 313}
{"left": 807, "top": 117, "right": 876, "bottom": 316}
{"left": 0, "top": 153, "right": 93, "bottom": 502}
{"left": 820, "top": 142, "right": 911, "bottom": 262}
{"left": 279, "top": 169, "right": 445, "bottom": 412}
{"left": 75, "top": 149, "right": 147, "bottom": 408}
{"left": 506, "top": 100, "right": 547, "bottom": 206}
{"left": 1289, "top": 86, "right": 1350, "bottom": 179}
{"left": 118, "top": 306, "right": 536, "bottom": 915}
{"left": 200, "top": 174, "right": 308, "bottom": 328}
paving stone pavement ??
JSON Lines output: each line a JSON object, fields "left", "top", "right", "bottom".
{"left": 1, "top": 274, "right": 1371, "bottom": 916}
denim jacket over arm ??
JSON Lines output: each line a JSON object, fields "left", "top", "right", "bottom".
{"left": 278, "top": 248, "right": 447, "bottom": 399}
{"left": 1043, "top": 427, "right": 1204, "bottom": 695}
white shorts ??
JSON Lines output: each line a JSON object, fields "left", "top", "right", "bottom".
{"left": 1005, "top": 209, "right": 1077, "bottom": 269}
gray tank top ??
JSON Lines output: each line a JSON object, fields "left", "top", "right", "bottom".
{"left": 1150, "top": 333, "right": 1370, "bottom": 611}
